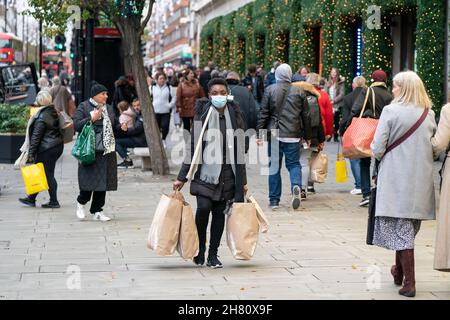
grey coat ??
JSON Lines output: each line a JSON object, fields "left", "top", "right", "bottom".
{"left": 371, "top": 103, "right": 437, "bottom": 221}
{"left": 73, "top": 100, "right": 118, "bottom": 192}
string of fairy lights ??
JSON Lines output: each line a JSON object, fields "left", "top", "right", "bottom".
{"left": 199, "top": 0, "right": 446, "bottom": 111}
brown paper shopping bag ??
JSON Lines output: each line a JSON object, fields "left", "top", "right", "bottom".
{"left": 147, "top": 192, "right": 183, "bottom": 256}
{"left": 226, "top": 202, "right": 260, "bottom": 260}
{"left": 310, "top": 151, "right": 329, "bottom": 183}
{"left": 248, "top": 196, "right": 269, "bottom": 233}
{"left": 176, "top": 202, "right": 199, "bottom": 260}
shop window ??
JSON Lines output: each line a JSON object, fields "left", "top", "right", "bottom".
{"left": 391, "top": 9, "right": 417, "bottom": 75}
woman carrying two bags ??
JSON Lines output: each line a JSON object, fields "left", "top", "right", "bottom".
{"left": 173, "top": 78, "right": 248, "bottom": 269}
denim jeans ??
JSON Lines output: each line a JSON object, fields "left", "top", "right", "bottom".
{"left": 350, "top": 159, "right": 361, "bottom": 190}
{"left": 268, "top": 140, "right": 302, "bottom": 204}
{"left": 116, "top": 138, "right": 141, "bottom": 160}
{"left": 360, "top": 157, "right": 371, "bottom": 197}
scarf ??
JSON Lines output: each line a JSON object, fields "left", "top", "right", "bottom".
{"left": 200, "top": 106, "right": 235, "bottom": 185}
{"left": 371, "top": 82, "right": 387, "bottom": 89}
{"left": 89, "top": 98, "right": 116, "bottom": 155}
{"left": 14, "top": 106, "right": 46, "bottom": 169}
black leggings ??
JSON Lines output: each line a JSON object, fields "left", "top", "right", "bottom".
{"left": 29, "top": 144, "right": 64, "bottom": 203}
{"left": 155, "top": 113, "right": 171, "bottom": 140}
{"left": 182, "top": 117, "right": 193, "bottom": 132}
{"left": 196, "top": 196, "right": 227, "bottom": 255}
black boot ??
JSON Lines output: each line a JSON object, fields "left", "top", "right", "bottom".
{"left": 19, "top": 196, "right": 36, "bottom": 207}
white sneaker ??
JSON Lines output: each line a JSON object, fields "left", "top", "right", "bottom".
{"left": 76, "top": 203, "right": 86, "bottom": 220}
{"left": 93, "top": 212, "right": 111, "bottom": 222}
{"left": 350, "top": 188, "right": 362, "bottom": 195}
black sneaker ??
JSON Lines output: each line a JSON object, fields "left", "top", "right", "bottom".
{"left": 206, "top": 254, "right": 223, "bottom": 269}
{"left": 301, "top": 189, "right": 307, "bottom": 200}
{"left": 269, "top": 202, "right": 280, "bottom": 210}
{"left": 307, "top": 186, "right": 316, "bottom": 194}
{"left": 117, "top": 160, "right": 134, "bottom": 169}
{"left": 42, "top": 201, "right": 60, "bottom": 209}
{"left": 292, "top": 185, "right": 301, "bottom": 210}
{"left": 19, "top": 197, "right": 36, "bottom": 207}
{"left": 359, "top": 196, "right": 370, "bottom": 207}
{"left": 193, "top": 252, "right": 205, "bottom": 266}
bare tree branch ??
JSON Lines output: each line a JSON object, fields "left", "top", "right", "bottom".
{"left": 139, "top": 0, "right": 155, "bottom": 35}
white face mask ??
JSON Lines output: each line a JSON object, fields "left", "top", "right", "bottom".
{"left": 211, "top": 95, "right": 227, "bottom": 108}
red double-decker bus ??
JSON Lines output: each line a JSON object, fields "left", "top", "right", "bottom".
{"left": 42, "top": 51, "right": 70, "bottom": 78}
{"left": 0, "top": 32, "right": 23, "bottom": 66}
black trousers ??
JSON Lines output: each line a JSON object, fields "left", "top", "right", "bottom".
{"left": 182, "top": 117, "right": 193, "bottom": 132}
{"left": 155, "top": 113, "right": 171, "bottom": 140}
{"left": 77, "top": 191, "right": 106, "bottom": 214}
{"left": 195, "top": 196, "right": 227, "bottom": 256}
{"left": 29, "top": 144, "right": 64, "bottom": 203}
{"left": 333, "top": 108, "right": 342, "bottom": 140}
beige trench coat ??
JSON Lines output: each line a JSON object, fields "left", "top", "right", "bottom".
{"left": 432, "top": 103, "right": 450, "bottom": 272}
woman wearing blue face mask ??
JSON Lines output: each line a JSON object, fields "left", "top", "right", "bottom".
{"left": 174, "top": 78, "right": 248, "bottom": 269}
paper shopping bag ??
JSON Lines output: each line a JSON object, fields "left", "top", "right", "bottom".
{"left": 226, "top": 202, "right": 260, "bottom": 260}
{"left": 335, "top": 153, "right": 348, "bottom": 183}
{"left": 147, "top": 192, "right": 183, "bottom": 256}
{"left": 248, "top": 196, "right": 269, "bottom": 233}
{"left": 20, "top": 163, "right": 49, "bottom": 195}
{"left": 310, "top": 151, "right": 328, "bottom": 183}
{"left": 176, "top": 202, "right": 199, "bottom": 260}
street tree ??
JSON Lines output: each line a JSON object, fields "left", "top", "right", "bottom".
{"left": 26, "top": 0, "right": 170, "bottom": 175}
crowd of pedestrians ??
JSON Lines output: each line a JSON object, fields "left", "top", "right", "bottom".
{"left": 16, "top": 59, "right": 450, "bottom": 297}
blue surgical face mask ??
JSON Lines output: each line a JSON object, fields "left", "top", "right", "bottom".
{"left": 211, "top": 95, "right": 227, "bottom": 109}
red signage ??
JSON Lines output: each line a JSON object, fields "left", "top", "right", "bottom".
{"left": 94, "top": 28, "right": 121, "bottom": 38}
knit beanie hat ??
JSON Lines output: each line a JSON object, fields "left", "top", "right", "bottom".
{"left": 91, "top": 83, "right": 108, "bottom": 97}
{"left": 371, "top": 70, "right": 387, "bottom": 83}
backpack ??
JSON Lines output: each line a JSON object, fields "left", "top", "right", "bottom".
{"left": 151, "top": 83, "right": 172, "bottom": 103}
{"left": 307, "top": 95, "right": 322, "bottom": 128}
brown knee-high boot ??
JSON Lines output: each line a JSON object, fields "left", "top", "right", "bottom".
{"left": 399, "top": 249, "right": 416, "bottom": 297}
{"left": 391, "top": 251, "right": 403, "bottom": 286}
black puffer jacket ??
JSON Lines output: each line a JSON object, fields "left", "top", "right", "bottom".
{"left": 177, "top": 98, "right": 247, "bottom": 202}
{"left": 28, "top": 106, "right": 63, "bottom": 161}
{"left": 257, "top": 82, "right": 312, "bottom": 139}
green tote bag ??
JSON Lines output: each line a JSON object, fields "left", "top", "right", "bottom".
{"left": 71, "top": 122, "right": 96, "bottom": 165}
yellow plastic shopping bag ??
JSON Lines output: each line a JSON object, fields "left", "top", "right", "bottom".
{"left": 335, "top": 152, "right": 348, "bottom": 183}
{"left": 21, "top": 163, "right": 49, "bottom": 195}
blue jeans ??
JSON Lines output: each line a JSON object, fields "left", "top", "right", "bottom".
{"left": 116, "top": 138, "right": 140, "bottom": 160}
{"left": 360, "top": 157, "right": 371, "bottom": 197}
{"left": 268, "top": 141, "right": 302, "bottom": 204}
{"left": 350, "top": 159, "right": 361, "bottom": 189}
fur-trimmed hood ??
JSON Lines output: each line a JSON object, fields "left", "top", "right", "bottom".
{"left": 292, "top": 81, "right": 321, "bottom": 98}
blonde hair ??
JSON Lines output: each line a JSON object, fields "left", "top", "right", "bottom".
{"left": 35, "top": 90, "right": 53, "bottom": 106}
{"left": 392, "top": 71, "right": 432, "bottom": 109}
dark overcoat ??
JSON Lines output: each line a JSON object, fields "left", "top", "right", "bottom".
{"left": 73, "top": 100, "right": 118, "bottom": 192}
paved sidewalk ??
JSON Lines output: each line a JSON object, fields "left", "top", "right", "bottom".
{"left": 0, "top": 137, "right": 449, "bottom": 300}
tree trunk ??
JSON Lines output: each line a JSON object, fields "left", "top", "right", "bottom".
{"left": 117, "top": 20, "right": 170, "bottom": 176}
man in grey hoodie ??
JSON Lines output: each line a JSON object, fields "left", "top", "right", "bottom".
{"left": 257, "top": 64, "right": 312, "bottom": 210}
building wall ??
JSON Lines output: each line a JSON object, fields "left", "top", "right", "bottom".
{"left": 198, "top": 0, "right": 447, "bottom": 112}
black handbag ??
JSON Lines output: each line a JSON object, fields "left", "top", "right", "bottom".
{"left": 366, "top": 107, "right": 429, "bottom": 245}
